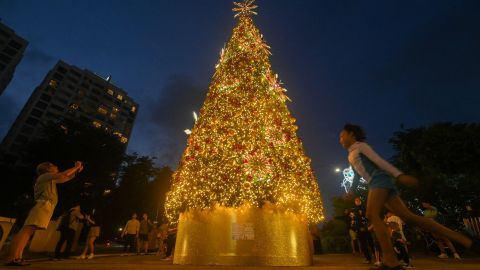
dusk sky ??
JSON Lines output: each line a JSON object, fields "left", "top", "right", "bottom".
{"left": 1, "top": 0, "right": 479, "bottom": 217}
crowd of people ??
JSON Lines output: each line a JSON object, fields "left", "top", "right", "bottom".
{"left": 3, "top": 161, "right": 177, "bottom": 267}
{"left": 119, "top": 212, "right": 177, "bottom": 259}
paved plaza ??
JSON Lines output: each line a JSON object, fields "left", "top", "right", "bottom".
{"left": 1, "top": 254, "right": 480, "bottom": 270}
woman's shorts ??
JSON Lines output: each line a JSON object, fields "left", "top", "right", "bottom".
{"left": 24, "top": 200, "right": 55, "bottom": 230}
{"left": 368, "top": 174, "right": 398, "bottom": 197}
{"left": 88, "top": 226, "right": 101, "bottom": 238}
{"left": 349, "top": 229, "right": 357, "bottom": 240}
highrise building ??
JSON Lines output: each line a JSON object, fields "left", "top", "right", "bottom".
{"left": 1, "top": 60, "right": 138, "bottom": 163}
{"left": 0, "top": 21, "right": 28, "bottom": 95}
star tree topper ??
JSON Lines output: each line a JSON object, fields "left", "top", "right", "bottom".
{"left": 233, "top": 0, "right": 258, "bottom": 18}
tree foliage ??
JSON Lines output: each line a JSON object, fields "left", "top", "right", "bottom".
{"left": 390, "top": 122, "right": 480, "bottom": 222}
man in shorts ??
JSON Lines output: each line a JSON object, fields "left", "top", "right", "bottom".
{"left": 5, "top": 161, "right": 83, "bottom": 266}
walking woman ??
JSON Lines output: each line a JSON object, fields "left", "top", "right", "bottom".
{"left": 339, "top": 124, "right": 479, "bottom": 270}
{"left": 78, "top": 209, "right": 100, "bottom": 259}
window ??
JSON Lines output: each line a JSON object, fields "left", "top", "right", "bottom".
{"left": 112, "top": 107, "right": 119, "bottom": 113}
{"left": 26, "top": 117, "right": 39, "bottom": 126}
{"left": 69, "top": 103, "right": 79, "bottom": 110}
{"left": 53, "top": 73, "right": 64, "bottom": 81}
{"left": 116, "top": 94, "right": 123, "bottom": 101}
{"left": 35, "top": 101, "right": 48, "bottom": 109}
{"left": 49, "top": 80, "right": 58, "bottom": 88}
{"left": 57, "top": 66, "right": 67, "bottom": 74}
{"left": 39, "top": 94, "right": 52, "bottom": 102}
{"left": 20, "top": 126, "right": 34, "bottom": 134}
{"left": 3, "top": 46, "right": 17, "bottom": 57}
{"left": 30, "top": 109, "right": 43, "bottom": 117}
{"left": 88, "top": 95, "right": 99, "bottom": 102}
{"left": 97, "top": 106, "right": 108, "bottom": 115}
{"left": 71, "top": 69, "right": 82, "bottom": 77}
{"left": 8, "top": 39, "right": 23, "bottom": 50}
{"left": 66, "top": 76, "right": 79, "bottom": 84}
{"left": 54, "top": 96, "right": 68, "bottom": 104}
{"left": 131, "top": 106, "right": 136, "bottom": 113}
{"left": 0, "top": 53, "right": 12, "bottom": 63}
{"left": 15, "top": 135, "right": 28, "bottom": 143}
{"left": 60, "top": 89, "right": 73, "bottom": 97}
{"left": 92, "top": 121, "right": 102, "bottom": 128}
{"left": 50, "top": 104, "right": 64, "bottom": 112}
{"left": 120, "top": 136, "right": 128, "bottom": 144}
{"left": 46, "top": 112, "right": 60, "bottom": 119}
{"left": 0, "top": 29, "right": 9, "bottom": 38}
{"left": 107, "top": 89, "right": 114, "bottom": 96}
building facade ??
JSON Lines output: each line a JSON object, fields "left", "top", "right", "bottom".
{"left": 1, "top": 60, "right": 138, "bottom": 163}
{"left": 0, "top": 21, "right": 28, "bottom": 95}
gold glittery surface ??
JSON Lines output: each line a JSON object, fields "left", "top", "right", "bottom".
{"left": 173, "top": 205, "right": 312, "bottom": 266}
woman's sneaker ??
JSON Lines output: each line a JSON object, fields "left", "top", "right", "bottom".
{"left": 437, "top": 253, "right": 449, "bottom": 259}
{"left": 4, "top": 259, "right": 31, "bottom": 266}
{"left": 87, "top": 253, "right": 95, "bottom": 259}
{"left": 453, "top": 253, "right": 461, "bottom": 260}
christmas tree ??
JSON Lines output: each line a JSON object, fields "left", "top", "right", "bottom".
{"left": 165, "top": 0, "right": 324, "bottom": 223}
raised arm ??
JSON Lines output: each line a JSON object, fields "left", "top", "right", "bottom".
{"left": 360, "top": 143, "right": 403, "bottom": 178}
{"left": 52, "top": 161, "right": 83, "bottom": 184}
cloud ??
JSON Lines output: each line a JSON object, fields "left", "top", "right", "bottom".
{"left": 131, "top": 75, "right": 207, "bottom": 166}
{"left": 23, "top": 47, "right": 56, "bottom": 66}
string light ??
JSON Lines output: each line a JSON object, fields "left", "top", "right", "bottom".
{"left": 165, "top": 0, "right": 324, "bottom": 223}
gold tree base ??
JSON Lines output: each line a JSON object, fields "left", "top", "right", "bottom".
{"left": 173, "top": 205, "right": 312, "bottom": 266}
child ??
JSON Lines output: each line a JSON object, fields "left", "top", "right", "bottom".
{"left": 340, "top": 124, "right": 479, "bottom": 270}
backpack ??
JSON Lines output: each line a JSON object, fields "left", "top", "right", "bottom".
{"left": 57, "top": 210, "right": 72, "bottom": 231}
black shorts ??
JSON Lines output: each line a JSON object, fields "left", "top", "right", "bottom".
{"left": 139, "top": 233, "right": 148, "bottom": 241}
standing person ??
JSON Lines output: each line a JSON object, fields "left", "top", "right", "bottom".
{"left": 388, "top": 222, "right": 413, "bottom": 268}
{"left": 339, "top": 124, "right": 479, "bottom": 270}
{"left": 121, "top": 213, "right": 139, "bottom": 255}
{"left": 368, "top": 224, "right": 382, "bottom": 267}
{"left": 4, "top": 161, "right": 83, "bottom": 266}
{"left": 421, "top": 201, "right": 461, "bottom": 259}
{"left": 137, "top": 213, "right": 152, "bottom": 255}
{"left": 346, "top": 209, "right": 359, "bottom": 254}
{"left": 156, "top": 222, "right": 169, "bottom": 258}
{"left": 353, "top": 197, "right": 376, "bottom": 264}
{"left": 164, "top": 225, "right": 177, "bottom": 260}
{"left": 78, "top": 209, "right": 100, "bottom": 259}
{"left": 54, "top": 204, "right": 84, "bottom": 259}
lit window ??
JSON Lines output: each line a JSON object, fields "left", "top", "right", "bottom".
{"left": 117, "top": 94, "right": 123, "bottom": 101}
{"left": 97, "top": 107, "right": 108, "bottom": 115}
{"left": 113, "top": 131, "right": 122, "bottom": 137}
{"left": 69, "top": 103, "right": 79, "bottom": 110}
{"left": 49, "top": 80, "right": 58, "bottom": 88}
{"left": 92, "top": 121, "right": 101, "bottom": 128}
{"left": 131, "top": 106, "right": 136, "bottom": 113}
{"left": 120, "top": 136, "right": 128, "bottom": 144}
{"left": 112, "top": 107, "right": 119, "bottom": 113}
{"left": 110, "top": 113, "right": 117, "bottom": 119}
{"left": 107, "top": 89, "right": 114, "bottom": 96}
